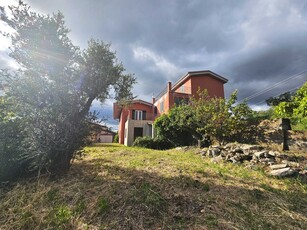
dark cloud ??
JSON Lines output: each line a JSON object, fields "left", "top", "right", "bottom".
{"left": 1, "top": 0, "right": 307, "bottom": 127}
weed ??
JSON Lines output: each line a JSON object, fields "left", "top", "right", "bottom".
{"left": 204, "top": 214, "right": 218, "bottom": 228}
{"left": 132, "top": 182, "right": 167, "bottom": 216}
{"left": 248, "top": 189, "right": 265, "bottom": 203}
{"left": 52, "top": 204, "right": 72, "bottom": 227}
{"left": 97, "top": 197, "right": 109, "bottom": 215}
{"left": 74, "top": 198, "right": 86, "bottom": 214}
{"left": 202, "top": 182, "right": 210, "bottom": 192}
{"left": 46, "top": 188, "right": 59, "bottom": 204}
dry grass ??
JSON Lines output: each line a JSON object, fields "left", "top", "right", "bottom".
{"left": 0, "top": 143, "right": 306, "bottom": 229}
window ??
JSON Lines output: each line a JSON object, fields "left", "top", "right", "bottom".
{"left": 135, "top": 110, "right": 142, "bottom": 120}
{"left": 160, "top": 101, "right": 164, "bottom": 112}
{"left": 180, "top": 85, "right": 185, "bottom": 93}
{"left": 132, "top": 110, "right": 146, "bottom": 120}
{"left": 175, "top": 97, "right": 189, "bottom": 106}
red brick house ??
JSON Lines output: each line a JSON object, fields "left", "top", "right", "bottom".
{"left": 113, "top": 70, "right": 228, "bottom": 146}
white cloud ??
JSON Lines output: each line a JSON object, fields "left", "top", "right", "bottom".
{"left": 132, "top": 46, "right": 181, "bottom": 78}
{"left": 240, "top": 0, "right": 307, "bottom": 51}
{"left": 250, "top": 104, "right": 270, "bottom": 111}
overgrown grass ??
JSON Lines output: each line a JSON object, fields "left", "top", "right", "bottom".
{"left": 0, "top": 143, "right": 306, "bottom": 229}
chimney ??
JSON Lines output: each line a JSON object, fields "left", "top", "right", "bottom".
{"left": 167, "top": 82, "right": 172, "bottom": 92}
{"left": 152, "top": 96, "right": 155, "bottom": 104}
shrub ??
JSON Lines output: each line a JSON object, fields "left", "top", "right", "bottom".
{"left": 152, "top": 136, "right": 174, "bottom": 150}
{"left": 132, "top": 136, "right": 155, "bottom": 149}
{"left": 113, "top": 133, "right": 119, "bottom": 143}
{"left": 132, "top": 136, "right": 174, "bottom": 150}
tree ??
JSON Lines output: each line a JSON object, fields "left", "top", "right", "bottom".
{"left": 0, "top": 1, "right": 135, "bottom": 179}
{"left": 266, "top": 92, "right": 294, "bottom": 106}
{"left": 154, "top": 110, "right": 196, "bottom": 146}
{"left": 274, "top": 82, "right": 307, "bottom": 130}
{"left": 155, "top": 90, "right": 256, "bottom": 146}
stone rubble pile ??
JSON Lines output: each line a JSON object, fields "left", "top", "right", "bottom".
{"left": 199, "top": 143, "right": 306, "bottom": 178}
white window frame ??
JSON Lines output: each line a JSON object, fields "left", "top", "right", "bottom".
{"left": 135, "top": 110, "right": 143, "bottom": 120}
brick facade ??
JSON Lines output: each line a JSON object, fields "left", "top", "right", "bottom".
{"left": 114, "top": 70, "right": 228, "bottom": 146}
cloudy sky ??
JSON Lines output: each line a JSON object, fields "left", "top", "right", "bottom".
{"left": 1, "top": 0, "right": 307, "bottom": 128}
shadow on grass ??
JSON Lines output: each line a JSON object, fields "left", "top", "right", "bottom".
{"left": 1, "top": 156, "right": 306, "bottom": 230}
{"left": 89, "top": 143, "right": 123, "bottom": 148}
{"left": 65, "top": 157, "right": 307, "bottom": 230}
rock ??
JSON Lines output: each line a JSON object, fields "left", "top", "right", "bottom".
{"left": 264, "top": 152, "right": 275, "bottom": 158}
{"left": 253, "top": 151, "right": 267, "bottom": 159}
{"left": 230, "top": 148, "right": 244, "bottom": 154}
{"left": 211, "top": 145, "right": 223, "bottom": 149}
{"left": 259, "top": 158, "right": 271, "bottom": 164}
{"left": 200, "top": 150, "right": 207, "bottom": 157}
{"left": 225, "top": 154, "right": 231, "bottom": 161}
{"left": 211, "top": 155, "right": 224, "bottom": 163}
{"left": 287, "top": 161, "right": 300, "bottom": 167}
{"left": 242, "top": 144, "right": 262, "bottom": 152}
{"left": 269, "top": 167, "right": 296, "bottom": 177}
{"left": 220, "top": 150, "right": 228, "bottom": 157}
{"left": 240, "top": 154, "right": 253, "bottom": 161}
{"left": 268, "top": 151, "right": 280, "bottom": 157}
{"left": 229, "top": 156, "right": 240, "bottom": 164}
{"left": 208, "top": 148, "right": 221, "bottom": 157}
{"left": 269, "top": 164, "right": 288, "bottom": 170}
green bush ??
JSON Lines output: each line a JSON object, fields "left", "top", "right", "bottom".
{"left": 133, "top": 136, "right": 155, "bottom": 149}
{"left": 132, "top": 136, "right": 174, "bottom": 150}
{"left": 113, "top": 133, "right": 119, "bottom": 143}
{"left": 152, "top": 136, "right": 174, "bottom": 150}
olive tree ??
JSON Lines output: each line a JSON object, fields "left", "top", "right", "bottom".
{"left": 0, "top": 1, "right": 135, "bottom": 179}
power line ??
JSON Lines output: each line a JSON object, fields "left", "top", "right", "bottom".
{"left": 253, "top": 84, "right": 302, "bottom": 106}
{"left": 237, "top": 70, "right": 307, "bottom": 104}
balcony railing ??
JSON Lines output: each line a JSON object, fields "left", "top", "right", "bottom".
{"left": 128, "top": 112, "right": 157, "bottom": 121}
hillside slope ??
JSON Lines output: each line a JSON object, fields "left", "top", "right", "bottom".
{"left": 0, "top": 144, "right": 306, "bottom": 229}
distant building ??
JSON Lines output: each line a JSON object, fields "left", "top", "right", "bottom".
{"left": 90, "top": 123, "right": 116, "bottom": 143}
{"left": 113, "top": 70, "right": 228, "bottom": 146}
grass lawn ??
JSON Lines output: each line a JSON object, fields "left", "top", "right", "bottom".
{"left": 0, "top": 143, "right": 306, "bottom": 229}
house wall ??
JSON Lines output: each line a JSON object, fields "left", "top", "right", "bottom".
{"left": 174, "top": 79, "right": 192, "bottom": 94}
{"left": 191, "top": 75, "right": 225, "bottom": 98}
{"left": 124, "top": 119, "right": 153, "bottom": 146}
{"left": 118, "top": 102, "right": 154, "bottom": 145}
{"left": 116, "top": 72, "right": 227, "bottom": 146}
{"left": 154, "top": 74, "right": 225, "bottom": 115}
{"left": 118, "top": 109, "right": 129, "bottom": 144}
{"left": 97, "top": 134, "right": 113, "bottom": 143}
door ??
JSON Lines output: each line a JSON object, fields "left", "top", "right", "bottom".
{"left": 134, "top": 127, "right": 143, "bottom": 140}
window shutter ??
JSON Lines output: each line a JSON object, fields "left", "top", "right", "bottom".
{"left": 143, "top": 111, "right": 146, "bottom": 120}
{"left": 132, "top": 110, "right": 135, "bottom": 120}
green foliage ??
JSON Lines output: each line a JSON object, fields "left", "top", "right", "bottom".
{"left": 113, "top": 133, "right": 119, "bottom": 143}
{"left": 133, "top": 136, "right": 154, "bottom": 148}
{"left": 154, "top": 110, "right": 197, "bottom": 146}
{"left": 132, "top": 136, "right": 174, "bottom": 150}
{"left": 266, "top": 91, "right": 294, "bottom": 106}
{"left": 0, "top": 2, "right": 135, "bottom": 180}
{"left": 74, "top": 199, "right": 86, "bottom": 215}
{"left": 0, "top": 97, "right": 24, "bottom": 181}
{"left": 153, "top": 136, "right": 175, "bottom": 150}
{"left": 97, "top": 197, "right": 109, "bottom": 215}
{"left": 138, "top": 183, "right": 166, "bottom": 211}
{"left": 52, "top": 205, "right": 73, "bottom": 226}
{"left": 155, "top": 90, "right": 256, "bottom": 146}
{"left": 250, "top": 108, "right": 275, "bottom": 121}
{"left": 273, "top": 82, "right": 307, "bottom": 130}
